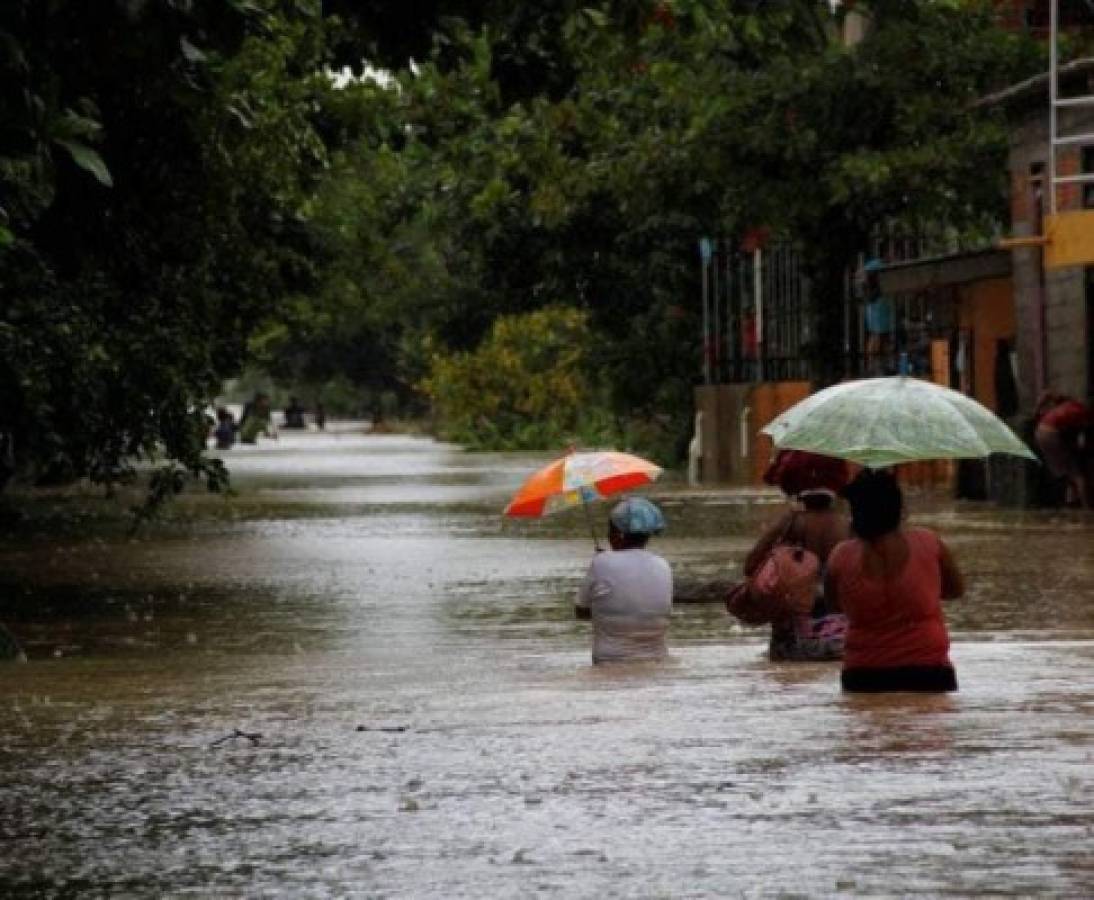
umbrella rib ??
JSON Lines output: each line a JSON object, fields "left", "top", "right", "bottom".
{"left": 941, "top": 394, "right": 992, "bottom": 457}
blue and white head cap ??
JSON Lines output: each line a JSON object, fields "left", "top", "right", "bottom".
{"left": 609, "top": 496, "right": 665, "bottom": 536}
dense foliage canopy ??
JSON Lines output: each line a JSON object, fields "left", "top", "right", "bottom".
{"left": 1, "top": 0, "right": 331, "bottom": 493}
{"left": 0, "top": 1, "right": 1041, "bottom": 495}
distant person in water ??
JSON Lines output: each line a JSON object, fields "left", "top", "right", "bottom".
{"left": 213, "top": 407, "right": 236, "bottom": 450}
{"left": 826, "top": 469, "right": 964, "bottom": 692}
{"left": 575, "top": 497, "right": 673, "bottom": 664}
{"left": 283, "top": 396, "right": 306, "bottom": 429}
{"left": 239, "top": 392, "right": 274, "bottom": 444}
{"left": 314, "top": 401, "right": 326, "bottom": 431}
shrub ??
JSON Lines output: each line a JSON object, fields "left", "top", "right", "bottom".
{"left": 422, "top": 306, "right": 619, "bottom": 451}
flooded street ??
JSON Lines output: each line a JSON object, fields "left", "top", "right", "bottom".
{"left": 1, "top": 430, "right": 1093, "bottom": 896}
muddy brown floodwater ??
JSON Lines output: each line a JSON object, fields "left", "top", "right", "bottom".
{"left": 1, "top": 429, "right": 1092, "bottom": 896}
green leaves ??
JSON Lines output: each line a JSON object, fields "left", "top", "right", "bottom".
{"left": 179, "top": 35, "right": 208, "bottom": 63}
{"left": 423, "top": 306, "right": 614, "bottom": 450}
{"left": 0, "top": 0, "right": 333, "bottom": 498}
{"left": 0, "top": 0, "right": 1046, "bottom": 493}
{"left": 55, "top": 140, "right": 113, "bottom": 187}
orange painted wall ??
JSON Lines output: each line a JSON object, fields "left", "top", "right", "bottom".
{"left": 898, "top": 342, "right": 955, "bottom": 488}
{"left": 748, "top": 381, "right": 812, "bottom": 483}
{"left": 900, "top": 276, "right": 1015, "bottom": 488}
{"left": 709, "top": 274, "right": 1012, "bottom": 488}
{"left": 957, "top": 276, "right": 1016, "bottom": 413}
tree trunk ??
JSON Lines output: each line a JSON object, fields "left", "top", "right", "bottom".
{"left": 804, "top": 224, "right": 864, "bottom": 387}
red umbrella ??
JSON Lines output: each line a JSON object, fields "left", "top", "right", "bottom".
{"left": 763, "top": 449, "right": 849, "bottom": 497}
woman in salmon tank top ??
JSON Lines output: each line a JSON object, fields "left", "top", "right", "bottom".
{"left": 825, "top": 468, "right": 965, "bottom": 692}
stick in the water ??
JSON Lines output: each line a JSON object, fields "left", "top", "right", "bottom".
{"left": 209, "top": 728, "right": 262, "bottom": 747}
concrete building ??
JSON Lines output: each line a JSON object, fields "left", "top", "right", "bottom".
{"left": 858, "top": 59, "right": 1094, "bottom": 503}
{"left": 988, "top": 58, "right": 1094, "bottom": 411}
{"left": 690, "top": 54, "right": 1094, "bottom": 503}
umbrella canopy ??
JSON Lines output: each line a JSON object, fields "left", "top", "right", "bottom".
{"left": 761, "top": 376, "right": 1037, "bottom": 468}
{"left": 504, "top": 450, "right": 662, "bottom": 518}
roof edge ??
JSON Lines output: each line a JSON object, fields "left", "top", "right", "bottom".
{"left": 974, "top": 57, "right": 1094, "bottom": 109}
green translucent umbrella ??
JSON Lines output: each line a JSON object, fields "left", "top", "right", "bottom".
{"left": 761, "top": 376, "right": 1038, "bottom": 468}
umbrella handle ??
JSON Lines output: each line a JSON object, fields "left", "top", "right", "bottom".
{"left": 581, "top": 494, "right": 602, "bottom": 551}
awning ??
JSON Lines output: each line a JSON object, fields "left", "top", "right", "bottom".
{"left": 876, "top": 248, "right": 1012, "bottom": 296}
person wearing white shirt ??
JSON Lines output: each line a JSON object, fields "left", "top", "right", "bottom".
{"left": 575, "top": 497, "right": 673, "bottom": 663}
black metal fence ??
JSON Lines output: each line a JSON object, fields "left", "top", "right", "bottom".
{"left": 699, "top": 239, "right": 818, "bottom": 385}
{"left": 698, "top": 227, "right": 971, "bottom": 386}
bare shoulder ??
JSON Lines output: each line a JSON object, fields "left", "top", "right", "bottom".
{"left": 906, "top": 526, "right": 943, "bottom": 551}
{"left": 827, "top": 536, "right": 858, "bottom": 569}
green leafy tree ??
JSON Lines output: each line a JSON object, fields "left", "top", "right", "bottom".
{"left": 719, "top": 0, "right": 1042, "bottom": 379}
{"left": 8, "top": 0, "right": 1034, "bottom": 482}
{"left": 276, "top": 1, "right": 1039, "bottom": 456}
{"left": 0, "top": 1, "right": 331, "bottom": 492}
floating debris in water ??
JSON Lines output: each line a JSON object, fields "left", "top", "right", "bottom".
{"left": 209, "top": 728, "right": 262, "bottom": 748}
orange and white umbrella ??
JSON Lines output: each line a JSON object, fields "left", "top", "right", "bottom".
{"left": 503, "top": 450, "right": 662, "bottom": 519}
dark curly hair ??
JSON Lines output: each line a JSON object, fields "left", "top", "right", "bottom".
{"left": 841, "top": 468, "right": 903, "bottom": 540}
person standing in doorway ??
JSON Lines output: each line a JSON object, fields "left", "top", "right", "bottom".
{"left": 863, "top": 259, "right": 894, "bottom": 374}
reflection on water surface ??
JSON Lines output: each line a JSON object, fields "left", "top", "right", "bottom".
{"left": 1, "top": 431, "right": 1092, "bottom": 895}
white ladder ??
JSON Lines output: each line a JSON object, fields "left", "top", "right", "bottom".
{"left": 1048, "top": 0, "right": 1094, "bottom": 214}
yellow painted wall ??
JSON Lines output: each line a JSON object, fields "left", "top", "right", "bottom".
{"left": 1045, "top": 211, "right": 1094, "bottom": 270}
